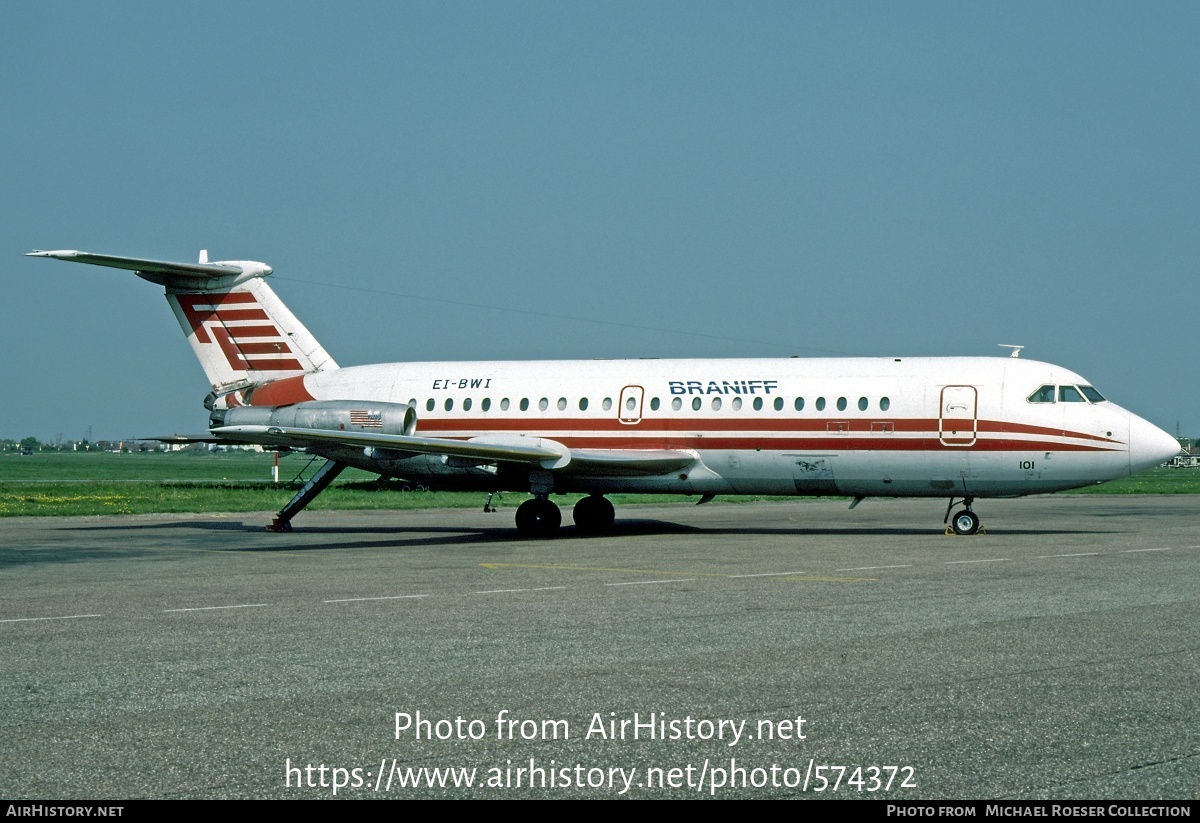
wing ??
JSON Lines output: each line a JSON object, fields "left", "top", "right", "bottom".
{"left": 211, "top": 425, "right": 695, "bottom": 476}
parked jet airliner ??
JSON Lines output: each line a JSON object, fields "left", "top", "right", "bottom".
{"left": 28, "top": 249, "right": 1181, "bottom": 537}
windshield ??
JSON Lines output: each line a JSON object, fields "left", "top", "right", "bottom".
{"left": 1027, "top": 385, "right": 1055, "bottom": 403}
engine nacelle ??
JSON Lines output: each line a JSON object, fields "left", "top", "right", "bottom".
{"left": 213, "top": 400, "right": 417, "bottom": 437}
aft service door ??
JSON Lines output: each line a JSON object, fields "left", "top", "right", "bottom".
{"left": 939, "top": 385, "right": 978, "bottom": 446}
{"left": 618, "top": 385, "right": 644, "bottom": 424}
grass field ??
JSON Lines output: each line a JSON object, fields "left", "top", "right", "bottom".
{"left": 0, "top": 450, "right": 1196, "bottom": 518}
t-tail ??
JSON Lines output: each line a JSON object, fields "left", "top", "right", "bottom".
{"left": 27, "top": 250, "right": 337, "bottom": 408}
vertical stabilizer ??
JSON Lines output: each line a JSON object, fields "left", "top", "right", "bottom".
{"left": 166, "top": 277, "right": 337, "bottom": 391}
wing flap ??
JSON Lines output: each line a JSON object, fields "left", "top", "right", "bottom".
{"left": 566, "top": 449, "right": 696, "bottom": 476}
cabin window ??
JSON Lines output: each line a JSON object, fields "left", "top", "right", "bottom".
{"left": 579, "top": 397, "right": 589, "bottom": 411}
{"left": 444, "top": 398, "right": 454, "bottom": 412}
{"left": 773, "top": 397, "right": 784, "bottom": 411}
{"left": 692, "top": 397, "right": 702, "bottom": 411}
{"left": 1079, "top": 385, "right": 1106, "bottom": 403}
{"left": 602, "top": 397, "right": 613, "bottom": 411}
{"left": 753, "top": 397, "right": 763, "bottom": 411}
{"left": 1058, "top": 385, "right": 1085, "bottom": 403}
{"left": 649, "top": 397, "right": 660, "bottom": 411}
{"left": 407, "top": 398, "right": 416, "bottom": 408}
{"left": 539, "top": 398, "right": 549, "bottom": 411}
{"left": 712, "top": 397, "right": 722, "bottom": 411}
{"left": 837, "top": 397, "right": 847, "bottom": 411}
{"left": 672, "top": 397, "right": 682, "bottom": 411}
{"left": 500, "top": 398, "right": 510, "bottom": 411}
{"left": 462, "top": 398, "right": 472, "bottom": 411}
{"left": 732, "top": 397, "right": 743, "bottom": 411}
{"left": 858, "top": 397, "right": 868, "bottom": 411}
{"left": 481, "top": 398, "right": 491, "bottom": 412}
{"left": 816, "top": 397, "right": 826, "bottom": 411}
{"left": 426, "top": 398, "right": 435, "bottom": 412}
{"left": 556, "top": 397, "right": 566, "bottom": 411}
{"left": 1028, "top": 385, "right": 1055, "bottom": 403}
{"left": 880, "top": 397, "right": 890, "bottom": 411}
{"left": 794, "top": 397, "right": 804, "bottom": 411}
{"left": 626, "top": 396, "right": 637, "bottom": 412}
{"left": 520, "top": 398, "right": 530, "bottom": 412}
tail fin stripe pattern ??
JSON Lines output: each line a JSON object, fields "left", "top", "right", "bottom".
{"left": 220, "top": 324, "right": 288, "bottom": 338}
{"left": 176, "top": 292, "right": 261, "bottom": 342}
{"left": 211, "top": 326, "right": 304, "bottom": 372}
{"left": 208, "top": 308, "right": 271, "bottom": 322}
{"left": 234, "top": 342, "right": 299, "bottom": 355}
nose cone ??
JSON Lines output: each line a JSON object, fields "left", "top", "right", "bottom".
{"left": 1127, "top": 414, "right": 1181, "bottom": 474}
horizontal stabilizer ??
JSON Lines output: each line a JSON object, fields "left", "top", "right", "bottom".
{"left": 29, "top": 248, "right": 336, "bottom": 389}
{"left": 27, "top": 249, "right": 269, "bottom": 291}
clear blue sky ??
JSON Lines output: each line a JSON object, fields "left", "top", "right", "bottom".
{"left": 3, "top": 1, "right": 1196, "bottom": 441}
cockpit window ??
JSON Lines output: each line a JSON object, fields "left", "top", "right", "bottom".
{"left": 1028, "top": 385, "right": 1055, "bottom": 403}
{"left": 1058, "top": 385, "right": 1085, "bottom": 403}
{"left": 1079, "top": 385, "right": 1106, "bottom": 403}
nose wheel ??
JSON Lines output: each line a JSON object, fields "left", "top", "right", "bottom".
{"left": 944, "top": 496, "right": 983, "bottom": 536}
{"left": 950, "top": 509, "right": 981, "bottom": 536}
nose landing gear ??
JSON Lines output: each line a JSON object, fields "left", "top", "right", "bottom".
{"left": 944, "top": 496, "right": 983, "bottom": 536}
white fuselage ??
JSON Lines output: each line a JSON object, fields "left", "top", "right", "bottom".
{"left": 272, "top": 356, "right": 1175, "bottom": 498}
{"left": 31, "top": 250, "right": 1181, "bottom": 533}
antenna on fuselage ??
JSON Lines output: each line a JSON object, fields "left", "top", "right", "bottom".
{"left": 998, "top": 344, "right": 1024, "bottom": 358}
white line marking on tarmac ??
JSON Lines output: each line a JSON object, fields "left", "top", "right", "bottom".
{"left": 944, "top": 558, "right": 1008, "bottom": 564}
{"left": 835, "top": 565, "right": 913, "bottom": 572}
{"left": 606, "top": 579, "right": 697, "bottom": 586}
{"left": 473, "top": 587, "right": 568, "bottom": 595}
{"left": 163, "top": 604, "right": 268, "bottom": 612}
{"left": 728, "top": 571, "right": 806, "bottom": 578}
{"left": 0, "top": 614, "right": 102, "bottom": 623}
{"left": 1038, "top": 552, "right": 1099, "bottom": 558}
{"left": 324, "top": 595, "right": 430, "bottom": 603}
{"left": 1120, "top": 548, "right": 1172, "bottom": 553}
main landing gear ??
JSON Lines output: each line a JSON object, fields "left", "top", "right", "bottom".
{"left": 514, "top": 494, "right": 616, "bottom": 538}
{"left": 944, "top": 496, "right": 982, "bottom": 536}
{"left": 572, "top": 494, "right": 615, "bottom": 535}
{"left": 515, "top": 496, "right": 561, "bottom": 538}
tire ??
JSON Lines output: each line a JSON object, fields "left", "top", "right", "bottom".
{"left": 951, "top": 509, "right": 980, "bottom": 536}
{"left": 572, "top": 495, "right": 615, "bottom": 535}
{"left": 515, "top": 498, "right": 561, "bottom": 537}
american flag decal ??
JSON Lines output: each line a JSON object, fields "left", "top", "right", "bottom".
{"left": 173, "top": 292, "right": 304, "bottom": 372}
{"left": 350, "top": 410, "right": 383, "bottom": 428}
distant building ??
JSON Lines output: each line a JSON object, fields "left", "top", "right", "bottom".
{"left": 1168, "top": 438, "right": 1197, "bottom": 468}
